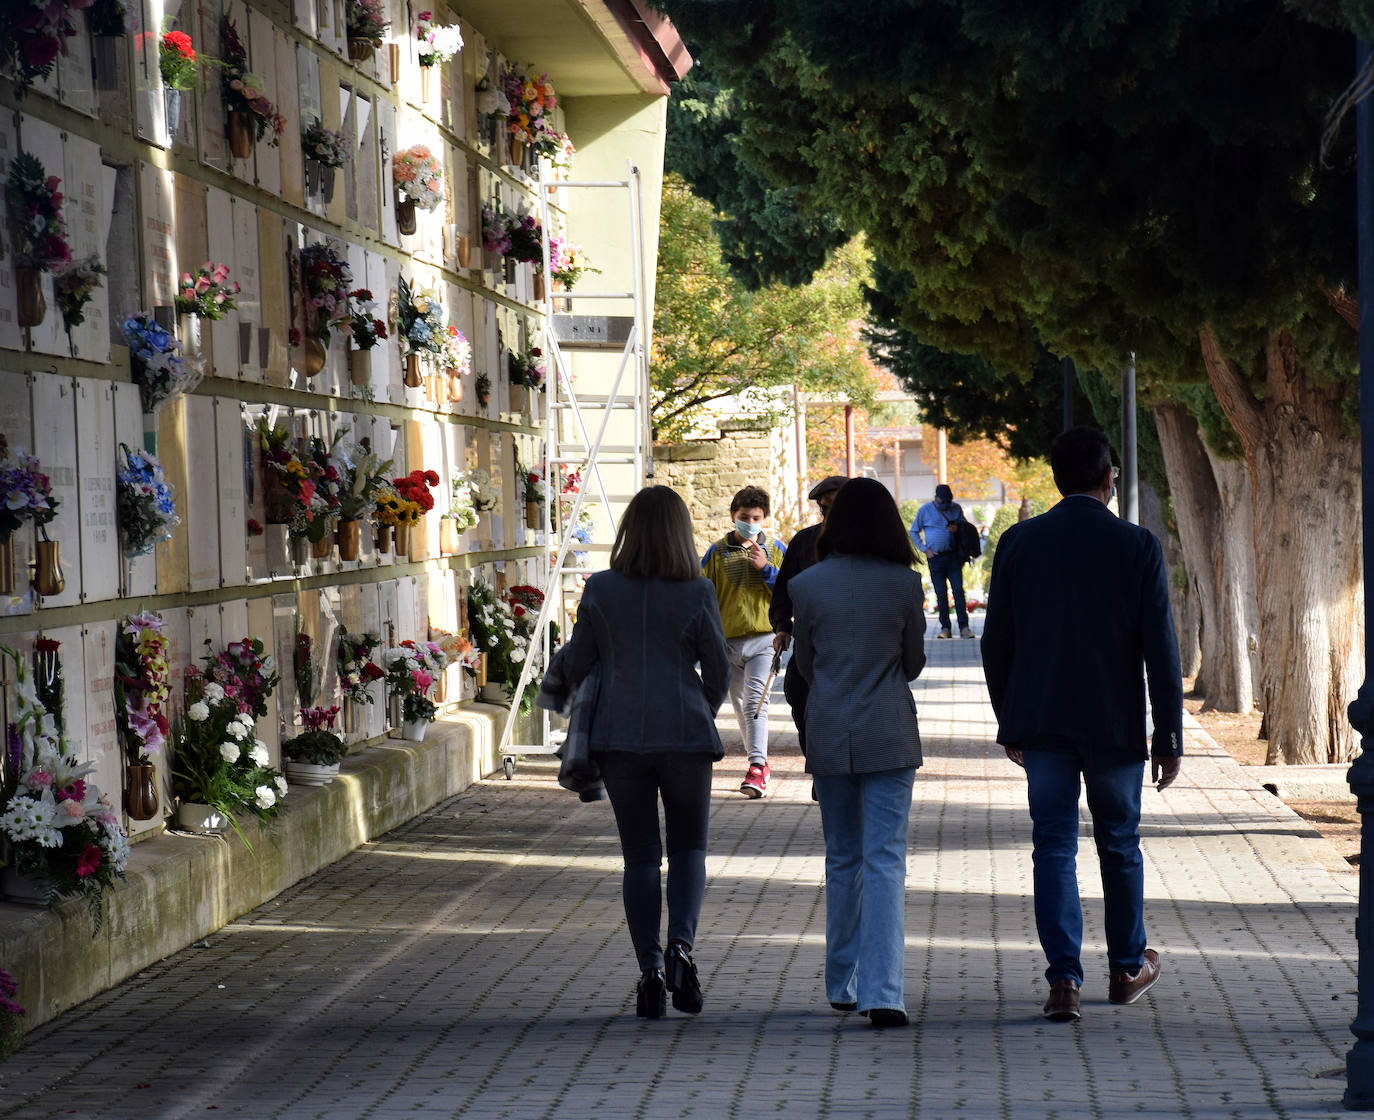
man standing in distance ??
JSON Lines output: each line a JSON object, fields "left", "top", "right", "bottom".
{"left": 910, "top": 484, "right": 973, "bottom": 639}
{"left": 980, "top": 426, "right": 1183, "bottom": 1024}
{"left": 701, "top": 486, "right": 786, "bottom": 798}
{"left": 769, "top": 476, "right": 848, "bottom": 756}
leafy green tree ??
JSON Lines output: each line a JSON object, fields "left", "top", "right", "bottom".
{"left": 655, "top": 0, "right": 1362, "bottom": 763}
{"left": 651, "top": 174, "right": 875, "bottom": 441}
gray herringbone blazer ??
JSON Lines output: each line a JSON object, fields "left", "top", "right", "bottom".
{"left": 790, "top": 555, "right": 927, "bottom": 776}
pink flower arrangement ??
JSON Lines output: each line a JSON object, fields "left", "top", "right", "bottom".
{"left": 414, "top": 11, "right": 463, "bottom": 66}
{"left": 0, "top": 447, "right": 59, "bottom": 545}
{"left": 392, "top": 145, "right": 443, "bottom": 210}
{"left": 113, "top": 611, "right": 171, "bottom": 764}
{"left": 299, "top": 241, "right": 353, "bottom": 345}
{"left": 202, "top": 636, "right": 281, "bottom": 720}
{"left": 175, "top": 261, "right": 240, "bottom": 319}
{"left": 5, "top": 151, "right": 70, "bottom": 272}
{"left": 502, "top": 63, "right": 564, "bottom": 158}
{"left": 0, "top": 0, "right": 93, "bottom": 92}
{"left": 220, "top": 17, "right": 287, "bottom": 145}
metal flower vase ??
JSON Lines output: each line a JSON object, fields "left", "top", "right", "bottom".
{"left": 32, "top": 539, "right": 64, "bottom": 597}
{"left": 226, "top": 110, "right": 254, "bottom": 159}
{"left": 16, "top": 268, "right": 45, "bottom": 328}
{"left": 124, "top": 763, "right": 159, "bottom": 821}
{"left": 337, "top": 519, "right": 361, "bottom": 561}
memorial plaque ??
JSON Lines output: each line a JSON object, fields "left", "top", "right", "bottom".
{"left": 59, "top": 135, "right": 113, "bottom": 360}
{"left": 293, "top": 0, "right": 316, "bottom": 38}
{"left": 76, "top": 379, "right": 119, "bottom": 604}
{"left": 268, "top": 26, "right": 299, "bottom": 201}
{"left": 232, "top": 199, "right": 262, "bottom": 380}
{"left": 81, "top": 621, "right": 126, "bottom": 830}
{"left": 256, "top": 213, "right": 289, "bottom": 386}
{"left": 113, "top": 383, "right": 158, "bottom": 597}
{"left": 205, "top": 186, "right": 239, "bottom": 377}
{"left": 197, "top": 0, "right": 229, "bottom": 169}
{"left": 396, "top": 576, "right": 416, "bottom": 644}
{"left": 40, "top": 625, "right": 87, "bottom": 763}
{"left": 245, "top": 595, "right": 279, "bottom": 758}
{"left": 17, "top": 119, "right": 68, "bottom": 356}
{"left": 355, "top": 93, "right": 380, "bottom": 235}
{"left": 184, "top": 396, "right": 221, "bottom": 590}
{"left": 30, "top": 372, "right": 82, "bottom": 608}
{"left": 0, "top": 371, "right": 34, "bottom": 616}
{"left": 139, "top": 161, "right": 179, "bottom": 309}
{"left": 186, "top": 605, "right": 223, "bottom": 702}
{"left": 215, "top": 398, "right": 247, "bottom": 586}
{"left": 220, "top": 597, "right": 250, "bottom": 650}
{"left": 378, "top": 579, "right": 399, "bottom": 650}
{"left": 378, "top": 100, "right": 398, "bottom": 246}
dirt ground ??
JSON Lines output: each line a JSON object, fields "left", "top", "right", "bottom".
{"left": 1184, "top": 685, "right": 1361, "bottom": 865}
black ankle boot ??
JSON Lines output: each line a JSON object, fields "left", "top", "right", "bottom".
{"left": 664, "top": 941, "right": 703, "bottom": 1014}
{"left": 636, "top": 968, "right": 666, "bottom": 1018}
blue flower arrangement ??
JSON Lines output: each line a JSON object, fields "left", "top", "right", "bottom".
{"left": 116, "top": 444, "right": 179, "bottom": 557}
{"left": 120, "top": 314, "right": 196, "bottom": 414}
{"left": 396, "top": 276, "right": 446, "bottom": 358}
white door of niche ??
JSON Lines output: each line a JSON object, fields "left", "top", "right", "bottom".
{"left": 357, "top": 580, "right": 384, "bottom": 737}
{"left": 63, "top": 134, "right": 113, "bottom": 361}
{"left": 0, "top": 371, "right": 35, "bottom": 616}
{"left": 204, "top": 186, "right": 238, "bottom": 378}
{"left": 232, "top": 198, "right": 262, "bottom": 381}
{"left": 80, "top": 620, "right": 128, "bottom": 833}
{"left": 18, "top": 116, "right": 68, "bottom": 357}
{"left": 42, "top": 624, "right": 89, "bottom": 788}
{"left": 216, "top": 397, "right": 247, "bottom": 586}
{"left": 76, "top": 378, "right": 119, "bottom": 604}
{"left": 30, "top": 372, "right": 82, "bottom": 609}
{"left": 184, "top": 395, "right": 221, "bottom": 590}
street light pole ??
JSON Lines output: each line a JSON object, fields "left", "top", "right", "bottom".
{"left": 1120, "top": 351, "right": 1139, "bottom": 524}
{"left": 1346, "top": 36, "right": 1374, "bottom": 1113}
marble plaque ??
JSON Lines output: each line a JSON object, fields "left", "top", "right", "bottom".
{"left": 205, "top": 186, "right": 238, "bottom": 377}
{"left": 184, "top": 395, "right": 221, "bottom": 589}
{"left": 139, "top": 161, "right": 179, "bottom": 308}
{"left": 232, "top": 198, "right": 262, "bottom": 380}
{"left": 76, "top": 379, "right": 120, "bottom": 604}
{"left": 81, "top": 621, "right": 125, "bottom": 828}
{"left": 30, "top": 372, "right": 82, "bottom": 609}
{"left": 215, "top": 398, "right": 247, "bottom": 586}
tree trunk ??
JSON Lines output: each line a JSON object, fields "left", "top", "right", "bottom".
{"left": 1137, "top": 477, "right": 1196, "bottom": 677}
{"left": 1200, "top": 442, "right": 1260, "bottom": 714}
{"left": 1199, "top": 326, "right": 1363, "bottom": 763}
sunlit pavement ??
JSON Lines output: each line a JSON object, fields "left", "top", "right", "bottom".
{"left": 0, "top": 618, "right": 1357, "bottom": 1119}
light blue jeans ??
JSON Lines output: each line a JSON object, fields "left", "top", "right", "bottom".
{"left": 726, "top": 633, "right": 774, "bottom": 765}
{"left": 814, "top": 767, "right": 916, "bottom": 1012}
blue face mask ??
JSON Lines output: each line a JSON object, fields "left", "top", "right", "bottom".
{"left": 734, "top": 519, "right": 761, "bottom": 539}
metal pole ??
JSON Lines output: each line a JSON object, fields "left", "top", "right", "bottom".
{"left": 936, "top": 428, "right": 947, "bottom": 484}
{"left": 844, "top": 405, "right": 855, "bottom": 476}
{"left": 1120, "top": 352, "right": 1139, "bottom": 524}
{"left": 1346, "top": 36, "right": 1374, "bottom": 1113}
{"left": 1062, "top": 355, "right": 1074, "bottom": 432}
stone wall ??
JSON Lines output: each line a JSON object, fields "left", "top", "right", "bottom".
{"left": 654, "top": 420, "right": 779, "bottom": 554}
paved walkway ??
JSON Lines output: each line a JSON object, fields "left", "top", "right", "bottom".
{"left": 0, "top": 622, "right": 1360, "bottom": 1118}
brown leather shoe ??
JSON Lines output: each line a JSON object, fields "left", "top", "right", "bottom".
{"left": 1108, "top": 948, "right": 1160, "bottom": 1005}
{"left": 1042, "top": 978, "right": 1081, "bottom": 1021}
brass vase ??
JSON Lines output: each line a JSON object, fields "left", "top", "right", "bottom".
{"left": 347, "top": 37, "right": 375, "bottom": 62}
{"left": 0, "top": 534, "right": 13, "bottom": 595}
{"left": 404, "top": 352, "right": 423, "bottom": 387}
{"left": 349, "top": 348, "right": 372, "bottom": 386}
{"left": 311, "top": 526, "right": 333, "bottom": 558}
{"left": 439, "top": 517, "right": 458, "bottom": 555}
{"left": 526, "top": 501, "right": 540, "bottom": 530}
{"left": 446, "top": 370, "right": 464, "bottom": 402}
{"left": 533, "top": 272, "right": 546, "bottom": 302}
{"left": 32, "top": 539, "right": 64, "bottom": 597}
{"left": 509, "top": 136, "right": 525, "bottom": 165}
{"left": 227, "top": 109, "right": 254, "bottom": 159}
{"left": 124, "top": 763, "right": 159, "bottom": 821}
{"left": 303, "top": 336, "right": 327, "bottom": 376}
{"left": 395, "top": 521, "right": 411, "bottom": 556}
{"left": 476, "top": 651, "right": 488, "bottom": 688}
{"left": 457, "top": 235, "right": 471, "bottom": 268}
{"left": 337, "top": 518, "right": 360, "bottom": 561}
{"left": 420, "top": 64, "right": 432, "bottom": 101}
{"left": 374, "top": 523, "right": 392, "bottom": 554}
{"left": 396, "top": 195, "right": 417, "bottom": 235}
{"left": 16, "top": 267, "right": 45, "bottom": 328}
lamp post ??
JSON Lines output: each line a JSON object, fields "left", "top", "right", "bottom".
{"left": 1346, "top": 36, "right": 1374, "bottom": 1113}
{"left": 1120, "top": 351, "right": 1139, "bottom": 525}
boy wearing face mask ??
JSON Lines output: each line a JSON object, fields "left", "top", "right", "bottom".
{"left": 701, "top": 486, "right": 787, "bottom": 797}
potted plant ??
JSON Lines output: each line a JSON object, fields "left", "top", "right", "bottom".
{"left": 301, "top": 119, "right": 347, "bottom": 203}
{"left": 382, "top": 640, "right": 445, "bottom": 740}
{"left": 5, "top": 151, "right": 71, "bottom": 328}
{"left": 297, "top": 241, "right": 352, "bottom": 375}
{"left": 158, "top": 28, "right": 197, "bottom": 134}
{"left": 346, "top": 289, "right": 388, "bottom": 388}
{"left": 220, "top": 17, "right": 286, "bottom": 158}
{"left": 0, "top": 648, "right": 129, "bottom": 925}
{"left": 396, "top": 277, "right": 446, "bottom": 385}
{"left": 345, "top": 0, "right": 387, "bottom": 62}
{"left": 0, "top": 445, "right": 59, "bottom": 596}
{"left": 174, "top": 260, "right": 239, "bottom": 358}
{"left": 53, "top": 255, "right": 105, "bottom": 357}
{"left": 391, "top": 145, "right": 443, "bottom": 235}
{"left": 112, "top": 611, "right": 171, "bottom": 820}
{"left": 281, "top": 705, "right": 346, "bottom": 785}
{"left": 414, "top": 11, "right": 462, "bottom": 100}
{"left": 115, "top": 444, "right": 178, "bottom": 558}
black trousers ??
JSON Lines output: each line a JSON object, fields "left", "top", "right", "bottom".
{"left": 784, "top": 658, "right": 810, "bottom": 754}
{"left": 597, "top": 750, "right": 714, "bottom": 972}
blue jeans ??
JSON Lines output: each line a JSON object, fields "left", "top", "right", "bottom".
{"left": 598, "top": 751, "right": 714, "bottom": 972}
{"left": 927, "top": 553, "right": 968, "bottom": 631}
{"left": 1022, "top": 750, "right": 1147, "bottom": 986}
{"left": 814, "top": 768, "right": 916, "bottom": 1012}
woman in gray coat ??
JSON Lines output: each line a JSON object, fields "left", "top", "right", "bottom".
{"left": 789, "top": 477, "right": 927, "bottom": 1027}
{"left": 554, "top": 486, "right": 730, "bottom": 1018}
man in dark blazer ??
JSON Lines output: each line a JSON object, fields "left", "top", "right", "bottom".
{"left": 981, "top": 426, "right": 1183, "bottom": 1024}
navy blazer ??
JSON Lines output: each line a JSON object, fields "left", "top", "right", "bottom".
{"left": 791, "top": 555, "right": 927, "bottom": 776}
{"left": 980, "top": 495, "right": 1183, "bottom": 762}
{"left": 554, "top": 570, "right": 730, "bottom": 756}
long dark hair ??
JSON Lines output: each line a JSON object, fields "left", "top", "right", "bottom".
{"left": 816, "top": 477, "right": 916, "bottom": 567}
{"left": 609, "top": 486, "right": 700, "bottom": 581}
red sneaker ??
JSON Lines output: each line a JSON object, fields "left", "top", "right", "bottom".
{"left": 740, "top": 763, "right": 769, "bottom": 798}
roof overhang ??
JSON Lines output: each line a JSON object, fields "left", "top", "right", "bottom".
{"left": 460, "top": 0, "right": 691, "bottom": 97}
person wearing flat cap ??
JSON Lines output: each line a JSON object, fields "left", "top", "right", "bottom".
{"left": 769, "top": 476, "right": 848, "bottom": 757}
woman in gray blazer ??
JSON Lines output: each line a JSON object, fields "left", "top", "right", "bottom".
{"left": 554, "top": 486, "right": 730, "bottom": 1019}
{"left": 789, "top": 477, "right": 927, "bottom": 1027}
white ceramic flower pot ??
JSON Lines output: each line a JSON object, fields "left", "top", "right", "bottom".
{"left": 177, "top": 802, "right": 228, "bottom": 834}
{"left": 285, "top": 761, "right": 339, "bottom": 787}
{"left": 401, "top": 719, "right": 429, "bottom": 742}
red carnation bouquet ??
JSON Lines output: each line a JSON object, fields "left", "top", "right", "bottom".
{"left": 159, "top": 30, "right": 198, "bottom": 89}
{"left": 392, "top": 469, "right": 439, "bottom": 514}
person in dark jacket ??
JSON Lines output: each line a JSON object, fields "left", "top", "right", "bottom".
{"left": 769, "top": 475, "right": 848, "bottom": 754}
{"left": 790, "top": 478, "right": 927, "bottom": 1028}
{"left": 981, "top": 426, "right": 1183, "bottom": 1024}
{"left": 553, "top": 485, "right": 730, "bottom": 1019}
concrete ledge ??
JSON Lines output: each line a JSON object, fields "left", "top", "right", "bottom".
{"left": 0, "top": 704, "right": 504, "bottom": 1030}
{"left": 1246, "top": 763, "right": 1353, "bottom": 802}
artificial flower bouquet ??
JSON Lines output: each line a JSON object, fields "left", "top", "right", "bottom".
{"left": 0, "top": 448, "right": 59, "bottom": 546}
{"left": 112, "top": 611, "right": 171, "bottom": 765}
{"left": 346, "top": 0, "right": 388, "bottom": 49}
{"left": 53, "top": 255, "right": 106, "bottom": 338}
{"left": 396, "top": 277, "right": 446, "bottom": 359}
{"left": 447, "top": 468, "right": 495, "bottom": 529}
{"left": 415, "top": 11, "right": 463, "bottom": 66}
{"left": 0, "top": 646, "right": 129, "bottom": 927}
{"left": 299, "top": 241, "right": 353, "bottom": 346}
{"left": 466, "top": 577, "right": 538, "bottom": 710}
{"left": 546, "top": 236, "right": 597, "bottom": 289}
{"left": 0, "top": 969, "right": 23, "bottom": 1059}
{"left": 302, "top": 119, "right": 347, "bottom": 168}
{"left": 371, "top": 483, "right": 420, "bottom": 531}
{"left": 159, "top": 29, "right": 198, "bottom": 89}
{"left": 392, "top": 145, "right": 444, "bottom": 210}
{"left": 5, "top": 151, "right": 71, "bottom": 272}
{"left": 383, "top": 640, "right": 445, "bottom": 722}
{"left": 502, "top": 64, "right": 562, "bottom": 157}
{"left": 200, "top": 636, "right": 280, "bottom": 720}
{"left": 503, "top": 212, "right": 543, "bottom": 265}
{"left": 0, "top": 0, "right": 90, "bottom": 92}
{"left": 282, "top": 704, "right": 347, "bottom": 765}
{"left": 175, "top": 261, "right": 240, "bottom": 320}
{"left": 121, "top": 313, "right": 194, "bottom": 413}
{"left": 442, "top": 324, "right": 471, "bottom": 375}
{"left": 259, "top": 420, "right": 321, "bottom": 534}
{"left": 174, "top": 663, "right": 287, "bottom": 841}
{"left": 522, "top": 466, "right": 550, "bottom": 510}
{"left": 508, "top": 346, "right": 547, "bottom": 390}
{"left": 481, "top": 203, "right": 511, "bottom": 257}
{"left": 115, "top": 444, "right": 178, "bottom": 557}
{"left": 348, "top": 289, "right": 388, "bottom": 351}
{"left": 393, "top": 469, "right": 439, "bottom": 520}
{"left": 337, "top": 627, "right": 384, "bottom": 704}
{"left": 221, "top": 17, "right": 287, "bottom": 145}
{"left": 337, "top": 438, "right": 393, "bottom": 523}
{"left": 299, "top": 433, "right": 346, "bottom": 541}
